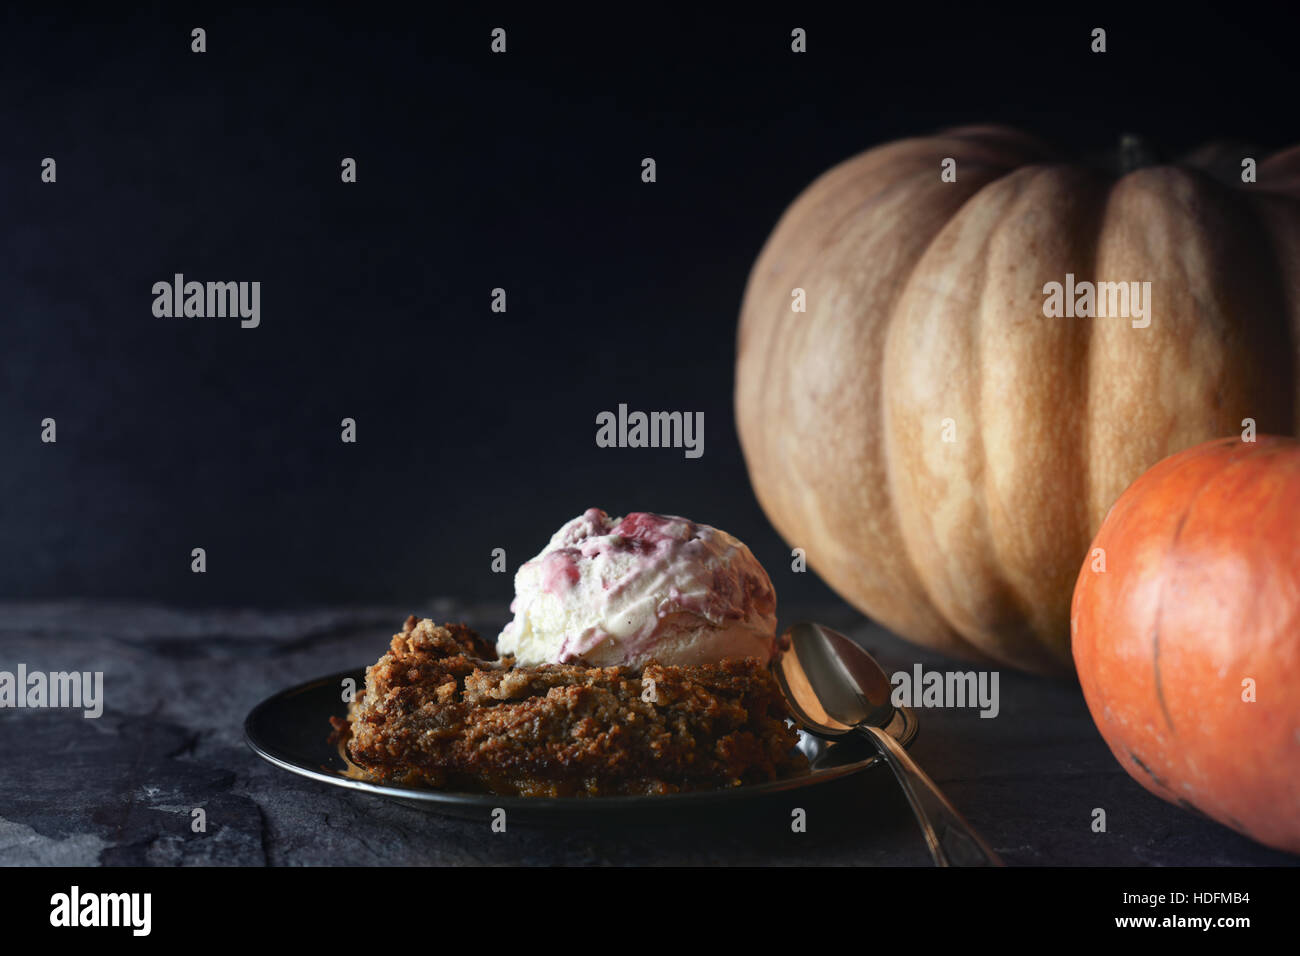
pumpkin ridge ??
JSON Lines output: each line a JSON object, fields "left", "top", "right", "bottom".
{"left": 1078, "top": 167, "right": 1121, "bottom": 544}
{"left": 916, "top": 165, "right": 1097, "bottom": 671}
{"left": 1144, "top": 438, "right": 1269, "bottom": 738}
{"left": 887, "top": 179, "right": 1021, "bottom": 664}
{"left": 972, "top": 167, "right": 1059, "bottom": 663}
{"left": 864, "top": 163, "right": 998, "bottom": 661}
{"left": 1148, "top": 541, "right": 1180, "bottom": 737}
{"left": 987, "top": 165, "right": 1109, "bottom": 662}
{"left": 878, "top": 175, "right": 995, "bottom": 662}
{"left": 890, "top": 153, "right": 1079, "bottom": 670}
{"left": 886, "top": 164, "right": 1051, "bottom": 668}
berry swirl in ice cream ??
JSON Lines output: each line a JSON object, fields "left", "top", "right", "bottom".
{"left": 496, "top": 508, "right": 779, "bottom": 668}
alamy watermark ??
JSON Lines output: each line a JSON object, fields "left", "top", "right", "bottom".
{"left": 152, "top": 274, "right": 260, "bottom": 328}
{"left": 0, "top": 665, "right": 103, "bottom": 718}
{"left": 50, "top": 886, "right": 150, "bottom": 936}
{"left": 595, "top": 403, "right": 703, "bottom": 459}
{"left": 1042, "top": 273, "right": 1150, "bottom": 329}
{"left": 891, "top": 664, "right": 999, "bottom": 718}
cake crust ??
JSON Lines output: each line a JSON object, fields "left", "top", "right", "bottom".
{"left": 335, "top": 616, "right": 806, "bottom": 796}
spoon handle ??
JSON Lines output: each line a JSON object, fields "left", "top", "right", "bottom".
{"left": 858, "top": 724, "right": 1003, "bottom": 867}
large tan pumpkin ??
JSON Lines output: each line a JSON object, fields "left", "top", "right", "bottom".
{"left": 736, "top": 126, "right": 1300, "bottom": 674}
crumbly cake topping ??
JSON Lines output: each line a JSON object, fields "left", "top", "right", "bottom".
{"left": 334, "top": 616, "right": 806, "bottom": 797}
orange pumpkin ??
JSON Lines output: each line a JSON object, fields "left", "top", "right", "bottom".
{"left": 736, "top": 125, "right": 1300, "bottom": 673}
{"left": 1072, "top": 436, "right": 1300, "bottom": 853}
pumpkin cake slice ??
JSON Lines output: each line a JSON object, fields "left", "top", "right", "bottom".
{"left": 335, "top": 616, "right": 805, "bottom": 796}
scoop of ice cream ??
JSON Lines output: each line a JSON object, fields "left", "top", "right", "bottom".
{"left": 496, "top": 508, "right": 778, "bottom": 668}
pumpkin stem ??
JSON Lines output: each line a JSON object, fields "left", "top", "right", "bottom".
{"left": 1118, "top": 134, "right": 1162, "bottom": 173}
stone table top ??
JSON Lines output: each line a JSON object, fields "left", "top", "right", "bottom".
{"left": 1, "top": 601, "right": 1293, "bottom": 866}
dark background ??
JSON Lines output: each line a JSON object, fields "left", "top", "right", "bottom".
{"left": 2, "top": 4, "right": 1296, "bottom": 609}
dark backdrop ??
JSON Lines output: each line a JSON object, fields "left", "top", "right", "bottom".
{"left": 2, "top": 4, "right": 1295, "bottom": 607}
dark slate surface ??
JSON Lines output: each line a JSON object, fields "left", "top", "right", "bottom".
{"left": 1, "top": 601, "right": 1294, "bottom": 867}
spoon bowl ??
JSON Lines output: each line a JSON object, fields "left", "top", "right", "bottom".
{"left": 775, "top": 619, "right": 896, "bottom": 736}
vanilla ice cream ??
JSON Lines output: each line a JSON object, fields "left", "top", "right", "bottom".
{"left": 496, "top": 508, "right": 779, "bottom": 668}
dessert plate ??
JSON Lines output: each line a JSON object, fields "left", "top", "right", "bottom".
{"left": 244, "top": 667, "right": 919, "bottom": 823}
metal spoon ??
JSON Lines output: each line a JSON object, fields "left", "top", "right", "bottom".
{"left": 774, "top": 621, "right": 1003, "bottom": 867}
